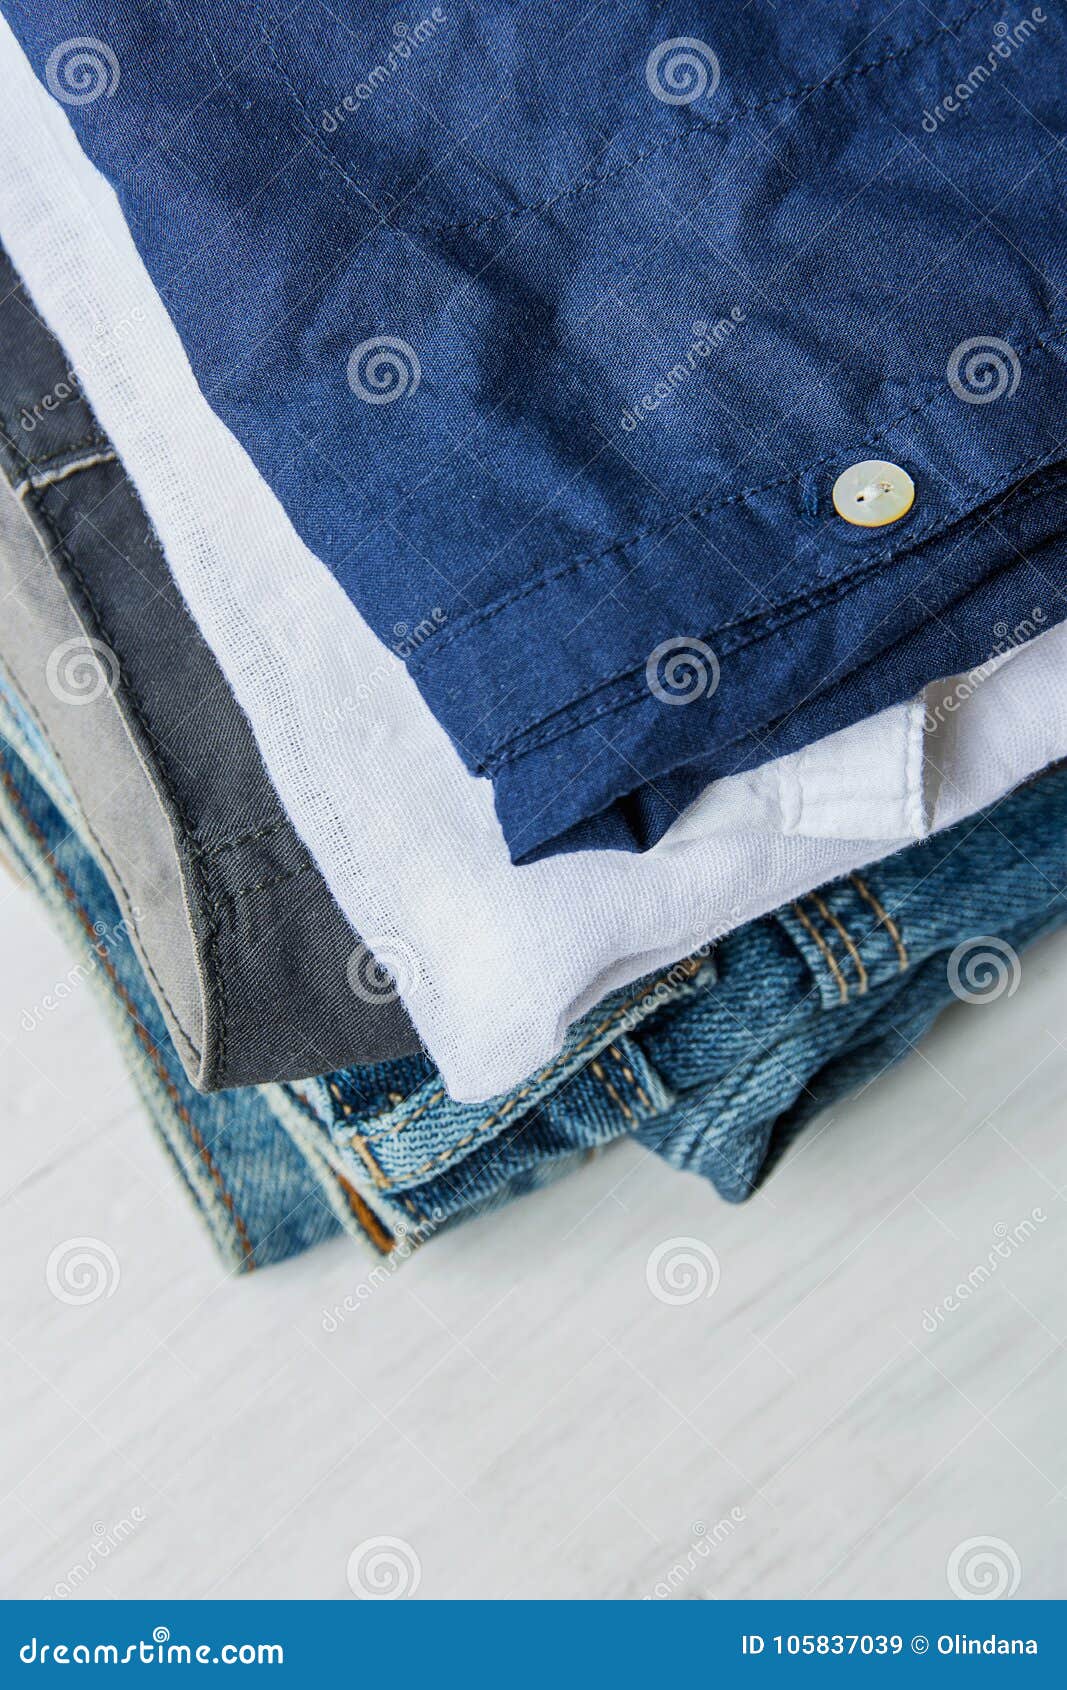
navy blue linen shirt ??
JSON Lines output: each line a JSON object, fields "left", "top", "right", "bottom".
{"left": 11, "top": 0, "right": 1067, "bottom": 858}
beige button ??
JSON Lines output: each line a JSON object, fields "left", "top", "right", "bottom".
{"left": 832, "top": 459, "right": 915, "bottom": 527}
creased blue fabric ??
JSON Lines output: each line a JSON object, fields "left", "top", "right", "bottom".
{"left": 7, "top": 1, "right": 1067, "bottom": 860}
{"left": 3, "top": 648, "right": 1065, "bottom": 1264}
{"left": 5, "top": 646, "right": 1063, "bottom": 1269}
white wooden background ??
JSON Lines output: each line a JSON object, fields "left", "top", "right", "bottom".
{"left": 2, "top": 878, "right": 1064, "bottom": 1601}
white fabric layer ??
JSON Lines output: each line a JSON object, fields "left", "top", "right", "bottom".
{"left": 3, "top": 18, "right": 1065, "bottom": 1101}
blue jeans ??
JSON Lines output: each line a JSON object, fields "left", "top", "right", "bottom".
{"left": 1, "top": 668, "right": 1064, "bottom": 1267}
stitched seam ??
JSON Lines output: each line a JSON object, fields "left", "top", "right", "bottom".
{"left": 808, "top": 891, "right": 869, "bottom": 995}
{"left": 476, "top": 440, "right": 1067, "bottom": 770}
{"left": 0, "top": 318, "right": 261, "bottom": 1084}
{"left": 337, "top": 1175, "right": 395, "bottom": 1251}
{"left": 400, "top": 1, "right": 996, "bottom": 239}
{"left": 590, "top": 1057, "right": 634, "bottom": 1123}
{"left": 191, "top": 817, "right": 290, "bottom": 860}
{"left": 849, "top": 874, "right": 909, "bottom": 971}
{"left": 350, "top": 955, "right": 705, "bottom": 1183}
{"left": 0, "top": 751, "right": 255, "bottom": 1267}
{"left": 17, "top": 488, "right": 218, "bottom": 1067}
{"left": 607, "top": 1042, "right": 653, "bottom": 1111}
{"left": 351, "top": 955, "right": 703, "bottom": 1145}
{"left": 14, "top": 451, "right": 117, "bottom": 497}
{"left": 282, "top": 1082, "right": 395, "bottom": 1253}
{"left": 1, "top": 432, "right": 113, "bottom": 480}
{"left": 0, "top": 598, "right": 203, "bottom": 1063}
{"left": 415, "top": 322, "right": 1067, "bottom": 698}
{"left": 791, "top": 900, "right": 849, "bottom": 1004}
{"left": 328, "top": 1078, "right": 352, "bottom": 1117}
{"left": 347, "top": 1130, "right": 392, "bottom": 1189}
{"left": 357, "top": 1086, "right": 446, "bottom": 1141}
{"left": 259, "top": 28, "right": 383, "bottom": 221}
{"left": 210, "top": 859, "right": 316, "bottom": 905}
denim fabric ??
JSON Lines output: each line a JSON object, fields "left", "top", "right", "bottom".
{"left": 0, "top": 675, "right": 712, "bottom": 1260}
{"left": 633, "top": 773, "right": 1067, "bottom": 1196}
{"left": 10, "top": 2, "right": 1067, "bottom": 862}
{"left": 0, "top": 731, "right": 394, "bottom": 1272}
{"left": 0, "top": 244, "right": 420, "bottom": 1086}
{"left": 3, "top": 652, "right": 1064, "bottom": 1261}
{"left": 308, "top": 767, "right": 1067, "bottom": 1222}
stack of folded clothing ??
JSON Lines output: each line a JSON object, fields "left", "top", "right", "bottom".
{"left": 1, "top": 4, "right": 1064, "bottom": 1271}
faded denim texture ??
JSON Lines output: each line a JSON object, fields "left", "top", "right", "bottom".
{"left": 9, "top": 2, "right": 1067, "bottom": 860}
{"left": 3, "top": 652, "right": 1063, "bottom": 1267}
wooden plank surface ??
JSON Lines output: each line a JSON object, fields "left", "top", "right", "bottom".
{"left": 2, "top": 882, "right": 1064, "bottom": 1600}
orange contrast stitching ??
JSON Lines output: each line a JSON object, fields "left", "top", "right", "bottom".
{"left": 849, "top": 874, "right": 909, "bottom": 971}
{"left": 607, "top": 1042, "right": 653, "bottom": 1110}
{"left": 808, "top": 891, "right": 869, "bottom": 995}
{"left": 590, "top": 1057, "right": 634, "bottom": 1123}
{"left": 791, "top": 899, "right": 848, "bottom": 1003}
{"left": 350, "top": 955, "right": 706, "bottom": 1186}
{"left": 284, "top": 1085, "right": 394, "bottom": 1254}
